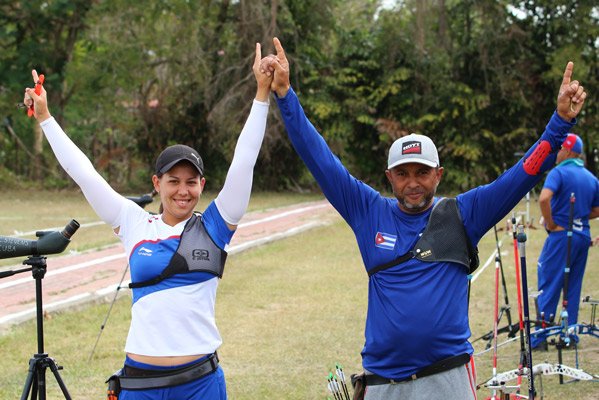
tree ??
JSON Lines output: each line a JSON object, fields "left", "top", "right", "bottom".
{"left": 0, "top": 0, "right": 593, "bottom": 191}
{"left": 0, "top": 0, "right": 96, "bottom": 182}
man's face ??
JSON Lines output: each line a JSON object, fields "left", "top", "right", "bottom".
{"left": 385, "top": 163, "right": 443, "bottom": 213}
{"left": 556, "top": 146, "right": 571, "bottom": 164}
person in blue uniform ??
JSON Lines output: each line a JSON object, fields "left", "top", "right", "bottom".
{"left": 260, "top": 38, "right": 587, "bottom": 400}
{"left": 532, "top": 133, "right": 599, "bottom": 349}
{"left": 24, "top": 43, "right": 271, "bottom": 399}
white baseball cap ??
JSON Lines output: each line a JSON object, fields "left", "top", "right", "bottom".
{"left": 387, "top": 133, "right": 439, "bottom": 169}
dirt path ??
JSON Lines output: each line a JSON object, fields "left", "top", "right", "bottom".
{"left": 0, "top": 200, "right": 337, "bottom": 331}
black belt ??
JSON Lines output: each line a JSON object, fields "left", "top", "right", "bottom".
{"left": 365, "top": 353, "right": 470, "bottom": 386}
{"left": 119, "top": 353, "right": 219, "bottom": 390}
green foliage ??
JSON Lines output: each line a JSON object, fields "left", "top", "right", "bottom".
{"left": 0, "top": 0, "right": 595, "bottom": 192}
{"left": 0, "top": 166, "right": 21, "bottom": 187}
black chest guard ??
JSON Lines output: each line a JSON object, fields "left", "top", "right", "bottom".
{"left": 129, "top": 213, "right": 228, "bottom": 288}
{"left": 368, "top": 198, "right": 479, "bottom": 277}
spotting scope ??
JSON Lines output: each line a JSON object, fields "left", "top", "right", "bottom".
{"left": 0, "top": 219, "right": 80, "bottom": 260}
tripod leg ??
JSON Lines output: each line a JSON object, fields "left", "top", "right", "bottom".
{"left": 21, "top": 357, "right": 37, "bottom": 400}
{"left": 38, "top": 365, "right": 46, "bottom": 400}
{"left": 34, "top": 357, "right": 46, "bottom": 400}
{"left": 20, "top": 355, "right": 72, "bottom": 400}
{"left": 12, "top": 257, "right": 74, "bottom": 399}
{"left": 47, "top": 358, "right": 72, "bottom": 399}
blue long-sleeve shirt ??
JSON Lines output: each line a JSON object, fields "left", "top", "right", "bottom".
{"left": 276, "top": 87, "right": 574, "bottom": 379}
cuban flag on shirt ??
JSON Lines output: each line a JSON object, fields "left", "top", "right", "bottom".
{"left": 375, "top": 232, "right": 397, "bottom": 250}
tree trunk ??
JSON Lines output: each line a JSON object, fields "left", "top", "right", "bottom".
{"left": 268, "top": 0, "right": 278, "bottom": 42}
{"left": 415, "top": 0, "right": 426, "bottom": 56}
{"left": 437, "top": 0, "right": 449, "bottom": 51}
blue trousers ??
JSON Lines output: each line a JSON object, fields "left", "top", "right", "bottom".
{"left": 119, "top": 355, "right": 227, "bottom": 400}
{"left": 532, "top": 231, "right": 590, "bottom": 347}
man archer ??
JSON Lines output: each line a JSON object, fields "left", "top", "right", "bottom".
{"left": 262, "top": 38, "right": 586, "bottom": 399}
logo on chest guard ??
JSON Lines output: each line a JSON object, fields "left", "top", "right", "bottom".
{"left": 419, "top": 249, "right": 432, "bottom": 258}
{"left": 192, "top": 249, "right": 210, "bottom": 261}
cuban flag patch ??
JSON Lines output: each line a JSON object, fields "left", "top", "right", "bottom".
{"left": 375, "top": 232, "right": 397, "bottom": 250}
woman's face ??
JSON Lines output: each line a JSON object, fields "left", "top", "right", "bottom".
{"left": 152, "top": 161, "right": 205, "bottom": 226}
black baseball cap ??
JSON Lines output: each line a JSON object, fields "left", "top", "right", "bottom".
{"left": 155, "top": 144, "right": 204, "bottom": 176}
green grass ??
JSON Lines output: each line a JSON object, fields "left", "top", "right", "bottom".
{"left": 0, "top": 189, "right": 322, "bottom": 268}
{"left": 0, "top": 191, "right": 598, "bottom": 399}
{"left": 470, "top": 216, "right": 599, "bottom": 400}
{"left": 470, "top": 217, "right": 599, "bottom": 400}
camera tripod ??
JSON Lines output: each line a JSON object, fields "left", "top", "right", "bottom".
{"left": 1, "top": 255, "right": 72, "bottom": 399}
{"left": 0, "top": 219, "right": 79, "bottom": 398}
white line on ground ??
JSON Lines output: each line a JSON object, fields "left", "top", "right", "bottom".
{"left": 0, "top": 203, "right": 328, "bottom": 291}
{"left": 0, "top": 292, "right": 91, "bottom": 325}
{"left": 0, "top": 220, "right": 330, "bottom": 327}
{"left": 0, "top": 254, "right": 125, "bottom": 290}
{"left": 237, "top": 203, "right": 328, "bottom": 228}
{"left": 8, "top": 202, "right": 328, "bottom": 237}
{"left": 470, "top": 246, "right": 500, "bottom": 283}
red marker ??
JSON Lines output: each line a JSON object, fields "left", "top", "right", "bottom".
{"left": 27, "top": 74, "right": 45, "bottom": 117}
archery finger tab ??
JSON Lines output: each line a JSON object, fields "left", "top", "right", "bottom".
{"left": 26, "top": 88, "right": 35, "bottom": 117}
{"left": 34, "top": 74, "right": 45, "bottom": 96}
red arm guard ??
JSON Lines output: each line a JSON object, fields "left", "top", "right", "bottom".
{"left": 523, "top": 140, "right": 551, "bottom": 175}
